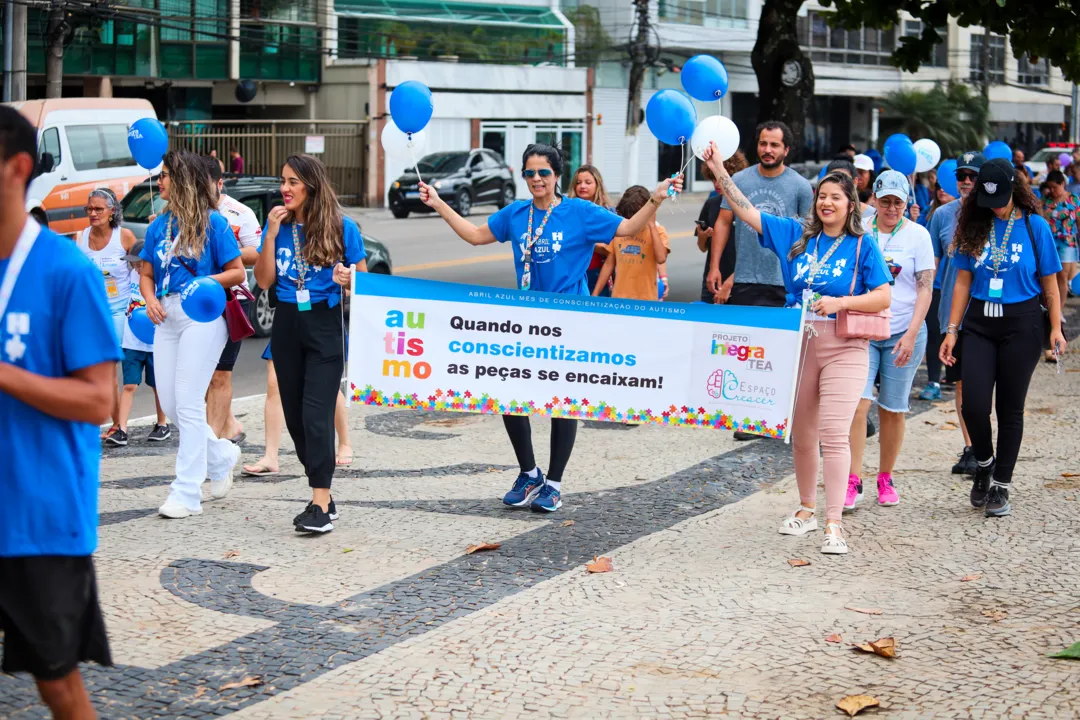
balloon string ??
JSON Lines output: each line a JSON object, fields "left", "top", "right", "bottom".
{"left": 407, "top": 135, "right": 423, "bottom": 185}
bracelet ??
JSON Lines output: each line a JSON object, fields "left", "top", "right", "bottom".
{"left": 946, "top": 326, "right": 959, "bottom": 336}
{"left": 649, "top": 196, "right": 663, "bottom": 208}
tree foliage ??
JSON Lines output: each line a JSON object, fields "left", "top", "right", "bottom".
{"left": 565, "top": 6, "right": 614, "bottom": 68}
{"left": 880, "top": 83, "right": 992, "bottom": 158}
{"left": 821, "top": 0, "right": 1080, "bottom": 81}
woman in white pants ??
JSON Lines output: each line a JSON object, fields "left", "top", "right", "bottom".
{"left": 140, "top": 150, "right": 246, "bottom": 518}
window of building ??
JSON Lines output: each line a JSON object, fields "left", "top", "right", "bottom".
{"left": 65, "top": 125, "right": 136, "bottom": 172}
{"left": 797, "top": 11, "right": 895, "bottom": 65}
{"left": 658, "top": 0, "right": 748, "bottom": 27}
{"left": 1017, "top": 55, "right": 1049, "bottom": 86}
{"left": 902, "top": 20, "right": 947, "bottom": 68}
{"left": 969, "top": 33, "right": 1006, "bottom": 85}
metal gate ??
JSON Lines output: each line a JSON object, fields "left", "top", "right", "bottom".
{"left": 168, "top": 120, "right": 368, "bottom": 203}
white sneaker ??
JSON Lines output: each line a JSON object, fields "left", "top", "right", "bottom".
{"left": 210, "top": 443, "right": 241, "bottom": 499}
{"left": 821, "top": 523, "right": 850, "bottom": 555}
{"left": 778, "top": 506, "right": 818, "bottom": 536}
{"left": 159, "top": 495, "right": 202, "bottom": 519}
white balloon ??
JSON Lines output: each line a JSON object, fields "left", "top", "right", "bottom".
{"left": 381, "top": 121, "right": 427, "bottom": 160}
{"left": 913, "top": 138, "right": 941, "bottom": 174}
{"left": 691, "top": 115, "right": 740, "bottom": 161}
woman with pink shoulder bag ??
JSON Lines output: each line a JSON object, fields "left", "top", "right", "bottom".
{"left": 703, "top": 142, "right": 891, "bottom": 555}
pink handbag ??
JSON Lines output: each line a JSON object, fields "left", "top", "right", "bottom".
{"left": 835, "top": 234, "right": 891, "bottom": 341}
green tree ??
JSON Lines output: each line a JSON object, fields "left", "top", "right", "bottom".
{"left": 751, "top": 0, "right": 815, "bottom": 158}
{"left": 880, "top": 83, "right": 992, "bottom": 158}
{"left": 565, "top": 6, "right": 614, "bottom": 68}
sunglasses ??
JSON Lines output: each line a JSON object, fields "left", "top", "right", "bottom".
{"left": 956, "top": 172, "right": 978, "bottom": 182}
{"left": 523, "top": 169, "right": 553, "bottom": 178}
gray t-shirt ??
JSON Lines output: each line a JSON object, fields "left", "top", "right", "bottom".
{"left": 721, "top": 166, "right": 814, "bottom": 286}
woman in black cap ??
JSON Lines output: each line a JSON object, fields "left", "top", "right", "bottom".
{"left": 940, "top": 158, "right": 1066, "bottom": 517}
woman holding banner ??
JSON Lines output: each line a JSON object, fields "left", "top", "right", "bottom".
{"left": 418, "top": 143, "right": 682, "bottom": 513}
{"left": 254, "top": 154, "right": 366, "bottom": 534}
{"left": 704, "top": 142, "right": 891, "bottom": 555}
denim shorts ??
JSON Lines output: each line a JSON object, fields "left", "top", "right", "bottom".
{"left": 1056, "top": 239, "right": 1079, "bottom": 264}
{"left": 863, "top": 323, "right": 927, "bottom": 413}
{"left": 121, "top": 348, "right": 156, "bottom": 388}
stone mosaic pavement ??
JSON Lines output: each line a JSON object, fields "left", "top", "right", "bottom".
{"left": 2, "top": 310, "right": 1079, "bottom": 719}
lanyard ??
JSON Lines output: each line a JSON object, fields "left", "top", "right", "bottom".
{"left": 290, "top": 223, "right": 310, "bottom": 290}
{"left": 521, "top": 201, "right": 556, "bottom": 291}
{"left": 987, "top": 209, "right": 1019, "bottom": 276}
{"left": 805, "top": 232, "right": 844, "bottom": 286}
{"left": 871, "top": 216, "right": 903, "bottom": 251}
{"left": 159, "top": 218, "right": 178, "bottom": 297}
{"left": 0, "top": 220, "right": 40, "bottom": 324}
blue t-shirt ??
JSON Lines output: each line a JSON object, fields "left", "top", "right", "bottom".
{"left": 1, "top": 222, "right": 122, "bottom": 557}
{"left": 265, "top": 216, "right": 366, "bottom": 308}
{"left": 760, "top": 214, "right": 891, "bottom": 317}
{"left": 487, "top": 197, "right": 624, "bottom": 295}
{"left": 139, "top": 211, "right": 241, "bottom": 297}
{"left": 952, "top": 212, "right": 1061, "bottom": 304}
{"left": 927, "top": 201, "right": 961, "bottom": 290}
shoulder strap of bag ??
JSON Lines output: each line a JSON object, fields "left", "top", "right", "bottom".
{"left": 1024, "top": 212, "right": 1039, "bottom": 270}
{"left": 848, "top": 233, "right": 862, "bottom": 297}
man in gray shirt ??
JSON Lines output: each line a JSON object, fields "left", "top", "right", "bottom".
{"left": 706, "top": 121, "right": 814, "bottom": 307}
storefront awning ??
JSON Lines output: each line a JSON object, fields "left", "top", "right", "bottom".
{"left": 335, "top": 0, "right": 569, "bottom": 30}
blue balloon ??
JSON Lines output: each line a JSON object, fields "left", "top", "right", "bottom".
{"left": 389, "top": 80, "right": 434, "bottom": 135}
{"left": 882, "top": 133, "right": 912, "bottom": 159}
{"left": 1071, "top": 272, "right": 1080, "bottom": 297}
{"left": 937, "top": 159, "right": 959, "bottom": 198}
{"left": 680, "top": 55, "right": 729, "bottom": 102}
{"left": 884, "top": 138, "right": 917, "bottom": 176}
{"left": 645, "top": 90, "right": 697, "bottom": 146}
{"left": 129, "top": 306, "right": 156, "bottom": 345}
{"left": 984, "top": 141, "right": 1012, "bottom": 161}
{"left": 180, "top": 277, "right": 226, "bottom": 323}
{"left": 865, "top": 148, "right": 884, "bottom": 174}
{"left": 127, "top": 118, "right": 168, "bottom": 171}
{"left": 818, "top": 166, "right": 828, "bottom": 180}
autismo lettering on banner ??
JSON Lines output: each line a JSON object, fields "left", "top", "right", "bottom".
{"left": 349, "top": 275, "right": 807, "bottom": 441}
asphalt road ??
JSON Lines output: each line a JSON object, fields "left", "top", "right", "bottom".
{"left": 127, "top": 196, "right": 713, "bottom": 420}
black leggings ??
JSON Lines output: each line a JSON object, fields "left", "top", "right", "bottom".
{"left": 271, "top": 301, "right": 344, "bottom": 490}
{"left": 502, "top": 416, "right": 577, "bottom": 482}
{"left": 959, "top": 298, "right": 1044, "bottom": 484}
{"left": 924, "top": 288, "right": 943, "bottom": 384}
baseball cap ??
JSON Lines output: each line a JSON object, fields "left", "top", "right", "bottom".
{"left": 853, "top": 154, "right": 874, "bottom": 172}
{"left": 122, "top": 240, "right": 145, "bottom": 263}
{"left": 873, "top": 170, "right": 910, "bottom": 201}
{"left": 956, "top": 151, "right": 986, "bottom": 173}
{"left": 976, "top": 158, "right": 1015, "bottom": 209}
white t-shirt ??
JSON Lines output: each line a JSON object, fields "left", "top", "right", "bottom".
{"left": 867, "top": 216, "right": 936, "bottom": 336}
{"left": 122, "top": 267, "right": 154, "bottom": 352}
{"left": 217, "top": 193, "right": 262, "bottom": 291}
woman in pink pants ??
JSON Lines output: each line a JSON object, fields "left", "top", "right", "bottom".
{"left": 704, "top": 144, "right": 891, "bottom": 555}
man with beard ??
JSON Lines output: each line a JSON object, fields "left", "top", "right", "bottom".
{"left": 705, "top": 120, "right": 813, "bottom": 439}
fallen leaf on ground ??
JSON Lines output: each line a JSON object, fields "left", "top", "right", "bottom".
{"left": 342, "top": 548, "right": 354, "bottom": 554}
{"left": 940, "top": 422, "right": 959, "bottom": 430}
{"left": 961, "top": 573, "right": 983, "bottom": 582}
{"left": 923, "top": 420, "right": 936, "bottom": 425}
{"left": 1062, "top": 472, "right": 1080, "bottom": 478}
{"left": 586, "top": 556, "right": 614, "bottom": 573}
{"left": 561, "top": 520, "right": 575, "bottom": 527}
{"left": 1050, "top": 641, "right": 1080, "bottom": 659}
{"left": 825, "top": 633, "right": 844, "bottom": 643}
{"left": 219, "top": 676, "right": 263, "bottom": 691}
{"left": 788, "top": 558, "right": 811, "bottom": 567}
{"left": 465, "top": 542, "right": 501, "bottom": 555}
{"left": 836, "top": 694, "right": 880, "bottom": 717}
{"left": 1067, "top": 368, "right": 1080, "bottom": 373}
{"left": 982, "top": 609, "right": 1008, "bottom": 621}
{"left": 193, "top": 687, "right": 208, "bottom": 699}
{"left": 223, "top": 550, "right": 240, "bottom": 559}
{"left": 867, "top": 637, "right": 897, "bottom": 658}
{"left": 845, "top": 606, "right": 883, "bottom": 615}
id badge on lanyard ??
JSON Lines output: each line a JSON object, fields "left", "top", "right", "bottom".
{"left": 988, "top": 276, "right": 1004, "bottom": 299}
{"left": 296, "top": 288, "right": 311, "bottom": 311}
{"left": 292, "top": 224, "right": 311, "bottom": 311}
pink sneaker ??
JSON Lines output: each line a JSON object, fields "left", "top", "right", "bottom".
{"left": 843, "top": 474, "right": 863, "bottom": 512}
{"left": 877, "top": 472, "right": 900, "bottom": 506}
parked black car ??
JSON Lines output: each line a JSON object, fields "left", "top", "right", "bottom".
{"left": 120, "top": 176, "right": 393, "bottom": 337}
{"left": 388, "top": 149, "right": 515, "bottom": 219}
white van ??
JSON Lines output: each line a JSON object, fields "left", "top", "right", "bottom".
{"left": 6, "top": 98, "right": 159, "bottom": 237}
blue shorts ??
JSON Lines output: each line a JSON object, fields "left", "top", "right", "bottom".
{"left": 863, "top": 323, "right": 927, "bottom": 413}
{"left": 121, "top": 348, "right": 156, "bottom": 388}
{"left": 1056, "top": 240, "right": 1079, "bottom": 264}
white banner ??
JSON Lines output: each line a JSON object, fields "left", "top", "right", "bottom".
{"left": 349, "top": 274, "right": 807, "bottom": 440}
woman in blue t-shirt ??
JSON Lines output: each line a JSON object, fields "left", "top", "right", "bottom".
{"left": 940, "top": 158, "right": 1066, "bottom": 518}
{"left": 704, "top": 142, "right": 891, "bottom": 555}
{"left": 418, "top": 143, "right": 683, "bottom": 513}
{"left": 139, "top": 150, "right": 246, "bottom": 520}
{"left": 255, "top": 154, "right": 366, "bottom": 534}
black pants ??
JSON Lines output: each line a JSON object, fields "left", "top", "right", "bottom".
{"left": 728, "top": 283, "right": 787, "bottom": 307}
{"left": 271, "top": 301, "right": 344, "bottom": 490}
{"left": 502, "top": 415, "right": 577, "bottom": 482}
{"left": 960, "top": 298, "right": 1044, "bottom": 484}
{"left": 924, "top": 288, "right": 943, "bottom": 384}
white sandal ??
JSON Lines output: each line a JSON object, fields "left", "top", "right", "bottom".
{"left": 821, "top": 522, "right": 849, "bottom": 555}
{"left": 778, "top": 506, "right": 818, "bottom": 536}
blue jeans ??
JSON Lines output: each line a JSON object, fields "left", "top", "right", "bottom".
{"left": 863, "top": 324, "right": 928, "bottom": 413}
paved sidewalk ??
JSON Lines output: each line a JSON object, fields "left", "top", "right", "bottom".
{"left": 2, "top": 309, "right": 1079, "bottom": 718}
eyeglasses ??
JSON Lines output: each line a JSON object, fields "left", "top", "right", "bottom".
{"left": 956, "top": 172, "right": 978, "bottom": 182}
{"left": 84, "top": 206, "right": 108, "bottom": 215}
{"left": 523, "top": 169, "right": 553, "bottom": 178}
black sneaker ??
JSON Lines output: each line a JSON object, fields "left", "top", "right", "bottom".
{"left": 293, "top": 502, "right": 334, "bottom": 533}
{"left": 147, "top": 424, "right": 171, "bottom": 442}
{"left": 105, "top": 428, "right": 129, "bottom": 447}
{"left": 952, "top": 446, "right": 977, "bottom": 476}
{"left": 733, "top": 431, "right": 762, "bottom": 441}
{"left": 984, "top": 481, "right": 1011, "bottom": 517}
{"left": 970, "top": 459, "right": 994, "bottom": 508}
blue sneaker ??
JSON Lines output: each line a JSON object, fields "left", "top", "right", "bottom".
{"left": 530, "top": 484, "right": 562, "bottom": 513}
{"left": 918, "top": 382, "right": 942, "bottom": 401}
{"left": 503, "top": 470, "right": 545, "bottom": 507}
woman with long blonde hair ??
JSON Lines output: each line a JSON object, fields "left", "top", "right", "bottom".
{"left": 255, "top": 154, "right": 366, "bottom": 534}
{"left": 140, "top": 150, "right": 246, "bottom": 519}
{"left": 570, "top": 165, "right": 616, "bottom": 297}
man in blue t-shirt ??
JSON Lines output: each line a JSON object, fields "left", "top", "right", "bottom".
{"left": 0, "top": 106, "right": 120, "bottom": 716}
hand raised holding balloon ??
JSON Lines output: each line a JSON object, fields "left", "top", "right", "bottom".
{"left": 418, "top": 181, "right": 442, "bottom": 210}
{"left": 654, "top": 174, "right": 684, "bottom": 204}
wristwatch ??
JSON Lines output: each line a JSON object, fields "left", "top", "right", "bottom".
{"left": 649, "top": 196, "right": 663, "bottom": 208}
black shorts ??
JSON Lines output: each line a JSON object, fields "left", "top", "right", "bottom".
{"left": 728, "top": 283, "right": 787, "bottom": 308}
{"left": 0, "top": 556, "right": 112, "bottom": 680}
{"left": 945, "top": 332, "right": 963, "bottom": 384}
{"left": 216, "top": 299, "right": 251, "bottom": 372}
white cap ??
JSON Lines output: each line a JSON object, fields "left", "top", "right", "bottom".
{"left": 853, "top": 154, "right": 874, "bottom": 172}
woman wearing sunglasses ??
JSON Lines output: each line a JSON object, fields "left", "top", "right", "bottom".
{"left": 418, "top": 143, "right": 682, "bottom": 513}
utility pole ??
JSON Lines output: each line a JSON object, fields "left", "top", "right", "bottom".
{"left": 45, "top": 2, "right": 66, "bottom": 99}
{"left": 1072, "top": 82, "right": 1079, "bottom": 145}
{"left": 4, "top": 0, "right": 13, "bottom": 101}
{"left": 12, "top": 0, "right": 25, "bottom": 100}
{"left": 625, "top": 0, "right": 652, "bottom": 188}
